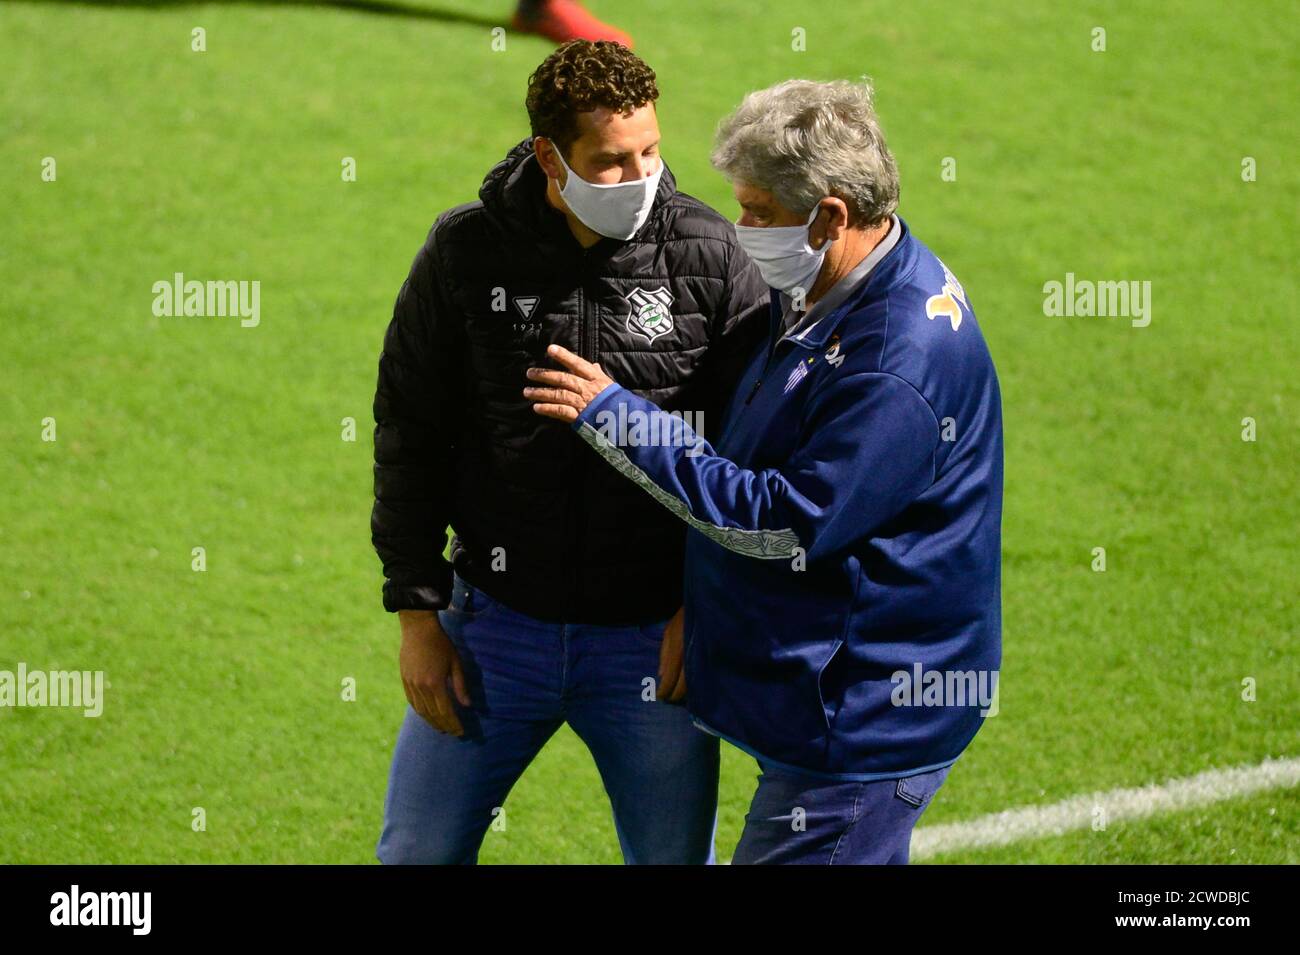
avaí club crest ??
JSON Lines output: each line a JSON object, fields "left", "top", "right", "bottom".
{"left": 625, "top": 286, "right": 675, "bottom": 343}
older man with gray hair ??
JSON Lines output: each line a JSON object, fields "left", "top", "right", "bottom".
{"left": 524, "top": 78, "right": 1003, "bottom": 864}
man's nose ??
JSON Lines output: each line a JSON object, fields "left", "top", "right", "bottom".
{"left": 623, "top": 156, "right": 658, "bottom": 182}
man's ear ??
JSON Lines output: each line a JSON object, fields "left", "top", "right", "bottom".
{"left": 534, "top": 136, "right": 564, "bottom": 183}
{"left": 810, "top": 198, "right": 851, "bottom": 249}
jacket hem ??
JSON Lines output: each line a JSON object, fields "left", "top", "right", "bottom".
{"left": 689, "top": 715, "right": 959, "bottom": 782}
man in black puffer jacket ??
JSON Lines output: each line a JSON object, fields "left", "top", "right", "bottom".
{"left": 372, "top": 41, "right": 768, "bottom": 864}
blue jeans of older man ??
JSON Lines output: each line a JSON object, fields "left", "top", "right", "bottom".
{"left": 730, "top": 760, "right": 951, "bottom": 864}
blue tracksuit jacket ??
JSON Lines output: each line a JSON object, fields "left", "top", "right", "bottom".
{"left": 571, "top": 216, "right": 1003, "bottom": 779}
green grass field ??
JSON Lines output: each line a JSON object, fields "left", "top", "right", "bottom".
{"left": 1, "top": 0, "right": 1296, "bottom": 864}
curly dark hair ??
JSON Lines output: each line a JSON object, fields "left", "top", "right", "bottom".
{"left": 526, "top": 40, "right": 659, "bottom": 158}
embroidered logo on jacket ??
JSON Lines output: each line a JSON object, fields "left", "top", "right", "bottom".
{"left": 784, "top": 356, "right": 815, "bottom": 394}
{"left": 925, "top": 263, "right": 968, "bottom": 331}
{"left": 824, "top": 334, "right": 845, "bottom": 368}
{"left": 513, "top": 295, "right": 540, "bottom": 320}
{"left": 625, "top": 287, "right": 675, "bottom": 343}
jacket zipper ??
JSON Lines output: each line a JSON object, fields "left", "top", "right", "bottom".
{"left": 743, "top": 330, "right": 786, "bottom": 405}
{"left": 570, "top": 253, "right": 594, "bottom": 618}
{"left": 743, "top": 299, "right": 796, "bottom": 407}
{"left": 576, "top": 280, "right": 585, "bottom": 359}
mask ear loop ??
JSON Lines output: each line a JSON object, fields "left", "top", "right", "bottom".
{"left": 550, "top": 139, "right": 579, "bottom": 190}
{"left": 539, "top": 136, "right": 571, "bottom": 189}
{"left": 802, "top": 201, "right": 827, "bottom": 255}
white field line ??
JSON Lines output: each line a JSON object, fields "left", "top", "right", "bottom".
{"left": 910, "top": 756, "right": 1300, "bottom": 860}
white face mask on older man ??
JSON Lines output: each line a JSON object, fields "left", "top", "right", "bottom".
{"left": 733, "top": 203, "right": 828, "bottom": 297}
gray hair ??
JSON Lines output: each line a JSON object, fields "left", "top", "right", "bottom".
{"left": 710, "top": 78, "right": 899, "bottom": 226}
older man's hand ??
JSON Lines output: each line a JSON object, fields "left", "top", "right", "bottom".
{"left": 524, "top": 344, "right": 616, "bottom": 422}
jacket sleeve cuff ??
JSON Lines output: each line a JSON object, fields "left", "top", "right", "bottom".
{"left": 573, "top": 381, "right": 625, "bottom": 429}
{"left": 382, "top": 580, "right": 451, "bottom": 613}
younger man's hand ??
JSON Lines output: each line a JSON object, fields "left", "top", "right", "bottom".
{"left": 398, "top": 610, "right": 471, "bottom": 736}
{"left": 657, "top": 606, "right": 687, "bottom": 703}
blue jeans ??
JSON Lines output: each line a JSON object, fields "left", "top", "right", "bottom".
{"left": 731, "top": 762, "right": 951, "bottom": 864}
{"left": 376, "top": 572, "right": 720, "bottom": 864}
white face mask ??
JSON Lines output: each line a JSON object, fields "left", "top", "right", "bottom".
{"left": 552, "top": 143, "right": 663, "bottom": 240}
{"left": 733, "top": 203, "right": 828, "bottom": 297}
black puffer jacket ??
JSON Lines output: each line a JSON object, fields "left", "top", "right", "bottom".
{"left": 371, "top": 137, "right": 768, "bottom": 624}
